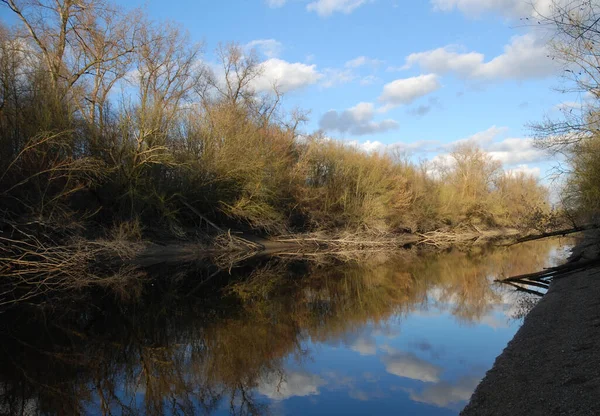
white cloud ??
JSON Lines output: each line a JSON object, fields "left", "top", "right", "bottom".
{"left": 257, "top": 371, "right": 325, "bottom": 400}
{"left": 404, "top": 34, "right": 559, "bottom": 82}
{"left": 252, "top": 58, "right": 323, "bottom": 93}
{"left": 379, "top": 74, "right": 441, "bottom": 111}
{"left": 382, "top": 347, "right": 443, "bottom": 382}
{"left": 445, "top": 131, "right": 548, "bottom": 166}
{"left": 431, "top": 0, "right": 558, "bottom": 19}
{"left": 307, "top": 0, "right": 369, "bottom": 16}
{"left": 487, "top": 137, "right": 548, "bottom": 165}
{"left": 352, "top": 140, "right": 387, "bottom": 153}
{"left": 246, "top": 39, "right": 283, "bottom": 58}
{"left": 320, "top": 102, "right": 399, "bottom": 136}
{"left": 449, "top": 126, "right": 509, "bottom": 148}
{"left": 374, "top": 126, "right": 551, "bottom": 173}
{"left": 556, "top": 100, "right": 584, "bottom": 112}
{"left": 506, "top": 164, "right": 542, "bottom": 178}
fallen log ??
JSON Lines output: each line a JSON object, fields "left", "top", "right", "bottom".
{"left": 502, "top": 257, "right": 600, "bottom": 283}
{"left": 508, "top": 224, "right": 599, "bottom": 246}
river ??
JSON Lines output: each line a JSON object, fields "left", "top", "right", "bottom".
{"left": 0, "top": 237, "right": 575, "bottom": 415}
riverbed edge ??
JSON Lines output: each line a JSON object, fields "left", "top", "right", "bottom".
{"left": 461, "top": 229, "right": 600, "bottom": 415}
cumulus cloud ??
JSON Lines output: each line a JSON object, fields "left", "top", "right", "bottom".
{"left": 379, "top": 74, "right": 441, "bottom": 111}
{"left": 381, "top": 346, "right": 443, "bottom": 382}
{"left": 448, "top": 125, "right": 509, "bottom": 148}
{"left": 257, "top": 371, "right": 326, "bottom": 400}
{"left": 487, "top": 137, "right": 548, "bottom": 165}
{"left": 319, "top": 102, "right": 399, "bottom": 136}
{"left": 409, "top": 376, "right": 480, "bottom": 408}
{"left": 348, "top": 139, "right": 387, "bottom": 153}
{"left": 403, "top": 34, "right": 559, "bottom": 82}
{"left": 252, "top": 58, "right": 322, "bottom": 93}
{"left": 433, "top": 134, "right": 548, "bottom": 167}
{"left": 307, "top": 0, "right": 369, "bottom": 16}
{"left": 371, "top": 126, "right": 551, "bottom": 173}
{"left": 431, "top": 0, "right": 558, "bottom": 19}
{"left": 246, "top": 39, "right": 283, "bottom": 58}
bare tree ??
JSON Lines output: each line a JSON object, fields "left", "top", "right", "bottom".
{"left": 532, "top": 0, "right": 600, "bottom": 151}
{"left": 1, "top": 0, "right": 138, "bottom": 101}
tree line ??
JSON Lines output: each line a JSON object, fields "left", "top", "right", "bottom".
{"left": 0, "top": 0, "right": 552, "bottom": 249}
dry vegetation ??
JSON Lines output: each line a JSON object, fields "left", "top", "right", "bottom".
{"left": 0, "top": 0, "right": 554, "bottom": 304}
{"left": 533, "top": 0, "right": 600, "bottom": 224}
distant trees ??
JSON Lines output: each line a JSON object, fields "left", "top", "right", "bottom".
{"left": 433, "top": 143, "right": 549, "bottom": 230}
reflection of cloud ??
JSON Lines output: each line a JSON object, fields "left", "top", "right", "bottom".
{"left": 479, "top": 313, "right": 509, "bottom": 329}
{"left": 257, "top": 371, "right": 325, "bottom": 400}
{"left": 326, "top": 326, "right": 384, "bottom": 356}
{"left": 381, "top": 346, "right": 442, "bottom": 382}
{"left": 350, "top": 335, "right": 377, "bottom": 356}
{"left": 348, "top": 388, "right": 387, "bottom": 401}
{"left": 409, "top": 376, "right": 480, "bottom": 408}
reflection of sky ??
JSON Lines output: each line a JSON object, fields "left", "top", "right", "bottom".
{"left": 243, "top": 281, "right": 543, "bottom": 415}
{"left": 77, "top": 240, "right": 575, "bottom": 416}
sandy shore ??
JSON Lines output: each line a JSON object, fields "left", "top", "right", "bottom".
{"left": 461, "top": 231, "right": 600, "bottom": 415}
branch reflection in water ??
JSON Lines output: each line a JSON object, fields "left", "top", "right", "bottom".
{"left": 0, "top": 238, "right": 574, "bottom": 415}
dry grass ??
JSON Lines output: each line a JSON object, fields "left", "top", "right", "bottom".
{"left": 0, "top": 232, "right": 146, "bottom": 307}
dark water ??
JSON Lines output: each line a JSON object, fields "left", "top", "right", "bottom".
{"left": 0, "top": 238, "right": 574, "bottom": 416}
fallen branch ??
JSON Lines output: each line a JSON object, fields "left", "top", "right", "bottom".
{"left": 507, "top": 224, "right": 599, "bottom": 246}
{"left": 501, "top": 257, "right": 600, "bottom": 283}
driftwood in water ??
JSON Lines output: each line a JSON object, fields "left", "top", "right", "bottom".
{"left": 497, "top": 255, "right": 600, "bottom": 296}
{"left": 508, "top": 224, "right": 599, "bottom": 246}
{"left": 501, "top": 257, "right": 600, "bottom": 283}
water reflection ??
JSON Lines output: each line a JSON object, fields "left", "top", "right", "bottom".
{"left": 0, "top": 238, "right": 573, "bottom": 415}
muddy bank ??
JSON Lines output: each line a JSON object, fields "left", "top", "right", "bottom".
{"left": 461, "top": 231, "right": 600, "bottom": 416}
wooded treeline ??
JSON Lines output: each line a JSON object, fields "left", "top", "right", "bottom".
{"left": 0, "top": 0, "right": 552, "bottom": 250}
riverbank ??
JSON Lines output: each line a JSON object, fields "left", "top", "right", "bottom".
{"left": 132, "top": 227, "right": 524, "bottom": 266}
{"left": 0, "top": 224, "right": 584, "bottom": 310}
{"left": 461, "top": 229, "right": 600, "bottom": 415}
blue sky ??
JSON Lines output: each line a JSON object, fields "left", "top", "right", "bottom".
{"left": 1, "top": 0, "right": 577, "bottom": 181}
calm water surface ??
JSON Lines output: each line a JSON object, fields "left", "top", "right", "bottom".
{"left": 0, "top": 238, "right": 575, "bottom": 415}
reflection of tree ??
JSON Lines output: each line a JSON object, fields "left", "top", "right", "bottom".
{"left": 0, "top": 238, "right": 570, "bottom": 415}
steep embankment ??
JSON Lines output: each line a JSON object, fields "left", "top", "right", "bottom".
{"left": 462, "top": 230, "right": 600, "bottom": 416}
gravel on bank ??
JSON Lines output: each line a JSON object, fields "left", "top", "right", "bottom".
{"left": 461, "top": 232, "right": 600, "bottom": 416}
